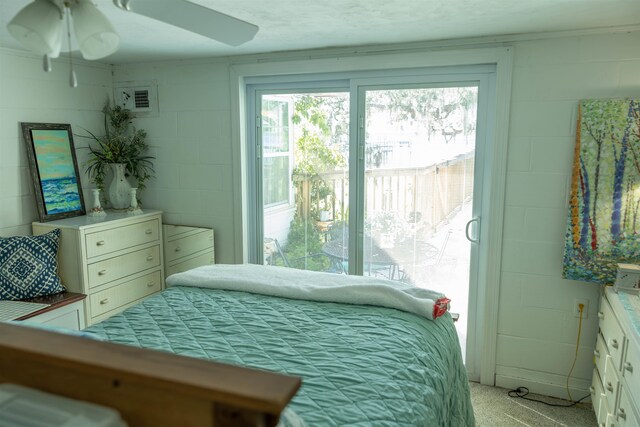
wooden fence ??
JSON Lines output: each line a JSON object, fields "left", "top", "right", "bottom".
{"left": 294, "top": 151, "right": 474, "bottom": 236}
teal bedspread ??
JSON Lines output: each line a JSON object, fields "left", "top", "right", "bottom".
{"left": 86, "top": 286, "right": 475, "bottom": 426}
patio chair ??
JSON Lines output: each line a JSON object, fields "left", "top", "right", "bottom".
{"left": 289, "top": 252, "right": 347, "bottom": 274}
{"left": 264, "top": 237, "right": 346, "bottom": 274}
{"left": 264, "top": 237, "right": 290, "bottom": 267}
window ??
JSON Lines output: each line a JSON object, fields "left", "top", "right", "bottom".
{"left": 262, "top": 97, "right": 293, "bottom": 207}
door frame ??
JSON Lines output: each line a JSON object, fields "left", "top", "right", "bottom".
{"left": 231, "top": 46, "right": 513, "bottom": 385}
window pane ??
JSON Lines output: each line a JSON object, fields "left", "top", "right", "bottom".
{"left": 262, "top": 99, "right": 289, "bottom": 154}
{"left": 263, "top": 156, "right": 290, "bottom": 206}
{"left": 262, "top": 92, "right": 350, "bottom": 274}
{"left": 363, "top": 86, "right": 478, "bottom": 361}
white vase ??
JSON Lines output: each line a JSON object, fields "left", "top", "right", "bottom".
{"left": 127, "top": 188, "right": 143, "bottom": 215}
{"left": 87, "top": 188, "right": 106, "bottom": 218}
{"left": 108, "top": 163, "right": 132, "bottom": 209}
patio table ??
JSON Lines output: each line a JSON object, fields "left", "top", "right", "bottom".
{"left": 322, "top": 236, "right": 439, "bottom": 280}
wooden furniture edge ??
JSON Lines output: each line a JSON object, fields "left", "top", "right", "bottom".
{"left": 17, "top": 292, "right": 86, "bottom": 320}
{"left": 0, "top": 323, "right": 301, "bottom": 426}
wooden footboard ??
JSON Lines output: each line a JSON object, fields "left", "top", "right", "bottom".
{"left": 0, "top": 323, "right": 301, "bottom": 426}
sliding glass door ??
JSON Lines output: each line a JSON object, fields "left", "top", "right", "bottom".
{"left": 247, "top": 67, "right": 493, "bottom": 378}
{"left": 359, "top": 84, "right": 480, "bottom": 360}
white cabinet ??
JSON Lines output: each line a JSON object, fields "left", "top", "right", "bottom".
{"left": 16, "top": 292, "right": 86, "bottom": 331}
{"left": 26, "top": 301, "right": 85, "bottom": 330}
{"left": 33, "top": 211, "right": 164, "bottom": 326}
{"left": 591, "top": 287, "right": 640, "bottom": 427}
{"left": 163, "top": 224, "right": 214, "bottom": 277}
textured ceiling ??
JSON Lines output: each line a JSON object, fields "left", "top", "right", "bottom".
{"left": 1, "top": 0, "right": 639, "bottom": 64}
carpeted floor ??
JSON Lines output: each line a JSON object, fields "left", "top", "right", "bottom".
{"left": 470, "top": 382, "right": 597, "bottom": 427}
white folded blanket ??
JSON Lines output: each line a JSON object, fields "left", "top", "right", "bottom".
{"left": 166, "top": 264, "right": 450, "bottom": 321}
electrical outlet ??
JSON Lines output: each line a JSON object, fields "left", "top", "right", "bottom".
{"left": 573, "top": 299, "right": 589, "bottom": 318}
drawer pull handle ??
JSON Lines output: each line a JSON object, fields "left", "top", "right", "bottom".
{"left": 624, "top": 362, "right": 633, "bottom": 373}
{"left": 146, "top": 255, "right": 154, "bottom": 261}
{"left": 589, "top": 386, "right": 595, "bottom": 393}
{"left": 98, "top": 269, "right": 107, "bottom": 276}
{"left": 611, "top": 339, "right": 619, "bottom": 349}
{"left": 618, "top": 408, "right": 626, "bottom": 420}
{"left": 147, "top": 282, "right": 155, "bottom": 288}
{"left": 606, "top": 382, "right": 613, "bottom": 392}
{"left": 597, "top": 311, "right": 604, "bottom": 319}
{"left": 175, "top": 247, "right": 181, "bottom": 252}
{"left": 96, "top": 240, "right": 106, "bottom": 246}
{"left": 145, "top": 229, "right": 153, "bottom": 235}
{"left": 100, "top": 298, "right": 109, "bottom": 305}
{"left": 593, "top": 349, "right": 600, "bottom": 358}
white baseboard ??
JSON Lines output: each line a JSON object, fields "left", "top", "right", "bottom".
{"left": 495, "top": 366, "right": 593, "bottom": 402}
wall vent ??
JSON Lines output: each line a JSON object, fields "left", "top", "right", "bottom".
{"left": 134, "top": 89, "right": 150, "bottom": 109}
{"left": 114, "top": 81, "right": 158, "bottom": 116}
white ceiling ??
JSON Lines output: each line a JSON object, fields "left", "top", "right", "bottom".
{"left": 1, "top": 0, "right": 639, "bottom": 64}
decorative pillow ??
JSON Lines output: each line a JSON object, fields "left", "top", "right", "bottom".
{"left": 0, "top": 229, "right": 65, "bottom": 300}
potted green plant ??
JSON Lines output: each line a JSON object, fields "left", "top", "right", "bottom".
{"left": 81, "top": 102, "right": 154, "bottom": 209}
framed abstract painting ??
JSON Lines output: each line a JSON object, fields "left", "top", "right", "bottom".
{"left": 21, "top": 122, "right": 86, "bottom": 222}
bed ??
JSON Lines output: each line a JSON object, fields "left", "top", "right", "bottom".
{"left": 82, "top": 264, "right": 475, "bottom": 426}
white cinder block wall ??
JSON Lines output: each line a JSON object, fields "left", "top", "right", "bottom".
{"left": 0, "top": 49, "right": 112, "bottom": 237}
{"left": 1, "top": 28, "right": 639, "bottom": 398}
{"left": 497, "top": 31, "right": 640, "bottom": 397}
{"left": 112, "top": 62, "right": 237, "bottom": 263}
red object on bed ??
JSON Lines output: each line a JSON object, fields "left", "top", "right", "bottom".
{"left": 433, "top": 297, "right": 451, "bottom": 319}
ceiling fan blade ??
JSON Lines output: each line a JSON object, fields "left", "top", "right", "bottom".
{"left": 127, "top": 0, "right": 258, "bottom": 46}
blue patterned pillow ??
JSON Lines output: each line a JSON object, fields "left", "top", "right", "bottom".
{"left": 0, "top": 229, "right": 65, "bottom": 300}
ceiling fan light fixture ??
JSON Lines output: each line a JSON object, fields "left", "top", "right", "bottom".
{"left": 71, "top": 0, "right": 119, "bottom": 60}
{"left": 46, "top": 22, "right": 64, "bottom": 59}
{"left": 7, "top": 0, "right": 62, "bottom": 55}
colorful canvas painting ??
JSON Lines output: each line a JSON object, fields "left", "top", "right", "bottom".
{"left": 22, "top": 123, "right": 85, "bottom": 222}
{"left": 563, "top": 99, "right": 640, "bottom": 284}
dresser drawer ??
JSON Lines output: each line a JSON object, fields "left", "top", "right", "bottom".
{"left": 605, "top": 412, "right": 617, "bottom": 427}
{"left": 165, "top": 229, "right": 214, "bottom": 263}
{"left": 87, "top": 245, "right": 160, "bottom": 289}
{"left": 599, "top": 297, "right": 626, "bottom": 370}
{"left": 89, "top": 270, "right": 161, "bottom": 318}
{"left": 591, "top": 369, "right": 606, "bottom": 425}
{"left": 594, "top": 332, "right": 608, "bottom": 377}
{"left": 164, "top": 224, "right": 198, "bottom": 238}
{"left": 622, "top": 338, "right": 639, "bottom": 404}
{"left": 85, "top": 219, "right": 160, "bottom": 259}
{"left": 166, "top": 250, "right": 215, "bottom": 277}
{"left": 596, "top": 388, "right": 615, "bottom": 427}
{"left": 617, "top": 385, "right": 639, "bottom": 427}
{"left": 603, "top": 355, "right": 620, "bottom": 412}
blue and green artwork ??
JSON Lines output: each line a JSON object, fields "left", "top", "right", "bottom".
{"left": 563, "top": 99, "right": 640, "bottom": 284}
{"left": 32, "top": 129, "right": 82, "bottom": 215}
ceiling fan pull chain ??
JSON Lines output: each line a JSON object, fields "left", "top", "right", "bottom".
{"left": 43, "top": 54, "right": 52, "bottom": 73}
{"left": 65, "top": 6, "right": 77, "bottom": 88}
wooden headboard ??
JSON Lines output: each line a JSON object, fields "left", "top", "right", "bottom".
{"left": 0, "top": 323, "right": 301, "bottom": 426}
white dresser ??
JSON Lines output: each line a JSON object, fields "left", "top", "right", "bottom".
{"left": 33, "top": 210, "right": 164, "bottom": 326}
{"left": 163, "top": 224, "right": 214, "bottom": 277}
{"left": 591, "top": 287, "right": 640, "bottom": 427}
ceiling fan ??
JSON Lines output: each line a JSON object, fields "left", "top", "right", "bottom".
{"left": 7, "top": 0, "right": 259, "bottom": 86}
{"left": 111, "top": 0, "right": 259, "bottom": 47}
